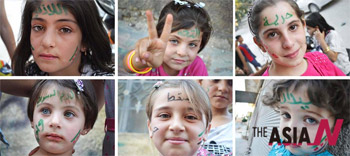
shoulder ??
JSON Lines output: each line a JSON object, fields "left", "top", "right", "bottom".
{"left": 25, "top": 62, "right": 47, "bottom": 76}
{"left": 186, "top": 56, "right": 208, "bottom": 76}
{"left": 82, "top": 64, "right": 114, "bottom": 76}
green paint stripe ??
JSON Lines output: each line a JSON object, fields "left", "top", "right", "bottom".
{"left": 69, "top": 46, "right": 78, "bottom": 61}
{"left": 70, "top": 129, "right": 81, "bottom": 142}
{"left": 198, "top": 129, "right": 205, "bottom": 137}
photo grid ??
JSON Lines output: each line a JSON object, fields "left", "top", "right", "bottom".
{"left": 0, "top": 0, "right": 349, "bottom": 156}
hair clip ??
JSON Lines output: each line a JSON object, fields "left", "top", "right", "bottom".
{"left": 174, "top": 0, "right": 191, "bottom": 8}
{"left": 194, "top": 2, "right": 205, "bottom": 8}
{"left": 247, "top": 7, "right": 253, "bottom": 18}
{"left": 74, "top": 79, "right": 84, "bottom": 94}
{"left": 153, "top": 81, "right": 164, "bottom": 89}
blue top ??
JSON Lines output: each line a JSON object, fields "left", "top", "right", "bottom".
{"left": 268, "top": 142, "right": 333, "bottom": 156}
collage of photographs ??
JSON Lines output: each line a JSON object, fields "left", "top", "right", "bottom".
{"left": 0, "top": 0, "right": 348, "bottom": 156}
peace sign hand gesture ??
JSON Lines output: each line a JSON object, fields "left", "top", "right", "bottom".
{"left": 133, "top": 10, "right": 173, "bottom": 69}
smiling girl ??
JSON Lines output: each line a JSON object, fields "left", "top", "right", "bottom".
{"left": 123, "top": 0, "right": 211, "bottom": 76}
{"left": 146, "top": 80, "right": 213, "bottom": 155}
{"left": 248, "top": 0, "right": 345, "bottom": 76}
{"left": 12, "top": 0, "right": 114, "bottom": 76}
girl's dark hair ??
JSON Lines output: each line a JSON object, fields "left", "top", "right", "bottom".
{"left": 248, "top": 0, "right": 304, "bottom": 40}
{"left": 306, "top": 12, "right": 334, "bottom": 33}
{"left": 156, "top": 0, "right": 212, "bottom": 53}
{"left": 263, "top": 80, "right": 350, "bottom": 125}
{"left": 27, "top": 80, "right": 98, "bottom": 129}
{"left": 13, "top": 0, "right": 114, "bottom": 76}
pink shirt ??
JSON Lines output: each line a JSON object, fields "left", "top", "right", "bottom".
{"left": 262, "top": 52, "right": 345, "bottom": 76}
{"left": 137, "top": 56, "right": 208, "bottom": 76}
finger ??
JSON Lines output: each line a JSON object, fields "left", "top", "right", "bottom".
{"left": 160, "top": 14, "right": 173, "bottom": 42}
{"left": 146, "top": 10, "right": 157, "bottom": 40}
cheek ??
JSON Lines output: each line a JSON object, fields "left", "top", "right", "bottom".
{"left": 263, "top": 43, "right": 279, "bottom": 59}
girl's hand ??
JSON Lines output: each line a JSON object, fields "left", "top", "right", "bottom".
{"left": 134, "top": 10, "right": 173, "bottom": 68}
{"left": 313, "top": 28, "right": 325, "bottom": 42}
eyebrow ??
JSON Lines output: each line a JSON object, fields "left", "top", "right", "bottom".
{"left": 305, "top": 110, "right": 323, "bottom": 118}
{"left": 170, "top": 35, "right": 201, "bottom": 43}
{"left": 153, "top": 105, "right": 196, "bottom": 112}
{"left": 32, "top": 17, "right": 78, "bottom": 24}
{"left": 262, "top": 19, "right": 300, "bottom": 36}
{"left": 39, "top": 102, "right": 82, "bottom": 112}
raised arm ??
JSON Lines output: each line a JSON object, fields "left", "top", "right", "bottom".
{"left": 0, "top": 0, "right": 16, "bottom": 59}
{"left": 123, "top": 10, "right": 173, "bottom": 73}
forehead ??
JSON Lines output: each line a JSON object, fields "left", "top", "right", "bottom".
{"left": 259, "top": 1, "right": 298, "bottom": 28}
{"left": 171, "top": 27, "right": 203, "bottom": 41}
{"left": 33, "top": 1, "right": 74, "bottom": 19}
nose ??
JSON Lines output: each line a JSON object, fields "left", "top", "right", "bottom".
{"left": 176, "top": 44, "right": 188, "bottom": 57}
{"left": 42, "top": 29, "right": 56, "bottom": 48}
{"left": 218, "top": 80, "right": 229, "bottom": 93}
{"left": 286, "top": 118, "right": 302, "bottom": 142}
{"left": 49, "top": 113, "right": 61, "bottom": 129}
{"left": 281, "top": 32, "right": 294, "bottom": 49}
{"left": 169, "top": 115, "right": 185, "bottom": 134}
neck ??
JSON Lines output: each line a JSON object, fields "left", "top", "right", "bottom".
{"left": 211, "top": 107, "right": 232, "bottom": 128}
{"left": 162, "top": 63, "right": 179, "bottom": 76}
{"left": 269, "top": 59, "right": 307, "bottom": 76}
{"left": 33, "top": 147, "right": 73, "bottom": 156}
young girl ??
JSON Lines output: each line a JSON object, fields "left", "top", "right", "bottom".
{"left": 263, "top": 80, "right": 349, "bottom": 155}
{"left": 123, "top": 0, "right": 212, "bottom": 76}
{"left": 12, "top": 0, "right": 114, "bottom": 76}
{"left": 146, "top": 80, "right": 213, "bottom": 155}
{"left": 248, "top": 0, "right": 345, "bottom": 76}
{"left": 198, "top": 79, "right": 233, "bottom": 155}
{"left": 305, "top": 12, "right": 350, "bottom": 76}
{"left": 27, "top": 80, "right": 98, "bottom": 155}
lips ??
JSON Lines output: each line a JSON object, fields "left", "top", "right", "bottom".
{"left": 172, "top": 58, "right": 186, "bottom": 64}
{"left": 166, "top": 137, "right": 187, "bottom": 145}
{"left": 39, "top": 53, "right": 59, "bottom": 60}
{"left": 46, "top": 133, "right": 64, "bottom": 142}
{"left": 284, "top": 49, "right": 299, "bottom": 59}
{"left": 214, "top": 95, "right": 228, "bottom": 100}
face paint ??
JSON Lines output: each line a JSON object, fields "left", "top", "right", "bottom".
{"left": 281, "top": 89, "right": 312, "bottom": 110}
{"left": 167, "top": 92, "right": 189, "bottom": 102}
{"left": 69, "top": 46, "right": 78, "bottom": 62}
{"left": 34, "top": 3, "right": 68, "bottom": 16}
{"left": 177, "top": 28, "right": 200, "bottom": 39}
{"left": 152, "top": 127, "right": 159, "bottom": 136}
{"left": 263, "top": 13, "right": 293, "bottom": 26}
{"left": 31, "top": 44, "right": 35, "bottom": 51}
{"left": 35, "top": 119, "right": 44, "bottom": 142}
{"left": 312, "top": 136, "right": 327, "bottom": 153}
{"left": 70, "top": 129, "right": 81, "bottom": 143}
{"left": 197, "top": 129, "right": 205, "bottom": 145}
{"left": 37, "top": 90, "right": 57, "bottom": 107}
{"left": 59, "top": 90, "right": 75, "bottom": 102}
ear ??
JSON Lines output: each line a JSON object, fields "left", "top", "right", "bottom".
{"left": 253, "top": 37, "right": 267, "bottom": 52}
{"left": 80, "top": 45, "right": 87, "bottom": 52}
{"left": 197, "top": 79, "right": 203, "bottom": 85}
{"left": 81, "top": 128, "right": 91, "bottom": 135}
{"left": 147, "top": 119, "right": 153, "bottom": 138}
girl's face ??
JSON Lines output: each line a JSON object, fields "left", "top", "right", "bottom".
{"left": 163, "top": 26, "right": 203, "bottom": 76}
{"left": 306, "top": 26, "right": 317, "bottom": 37}
{"left": 279, "top": 86, "right": 335, "bottom": 155}
{"left": 200, "top": 80, "right": 232, "bottom": 110}
{"left": 255, "top": 1, "right": 307, "bottom": 68}
{"left": 147, "top": 88, "right": 209, "bottom": 156}
{"left": 32, "top": 84, "right": 87, "bottom": 155}
{"left": 30, "top": 1, "right": 85, "bottom": 76}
